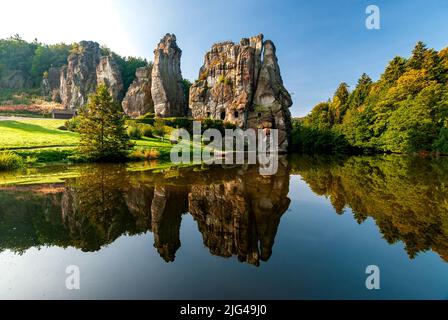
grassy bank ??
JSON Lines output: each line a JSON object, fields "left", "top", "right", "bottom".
{"left": 0, "top": 119, "right": 78, "bottom": 149}
{"left": 0, "top": 118, "right": 180, "bottom": 168}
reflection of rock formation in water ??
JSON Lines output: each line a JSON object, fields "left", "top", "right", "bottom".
{"left": 123, "top": 184, "right": 154, "bottom": 231}
{"left": 189, "top": 162, "right": 290, "bottom": 266}
{"left": 151, "top": 186, "right": 188, "bottom": 262}
{"left": 4, "top": 156, "right": 448, "bottom": 266}
{"left": 0, "top": 161, "right": 291, "bottom": 266}
{"left": 245, "top": 159, "right": 291, "bottom": 261}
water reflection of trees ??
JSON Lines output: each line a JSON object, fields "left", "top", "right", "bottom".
{"left": 0, "top": 159, "right": 291, "bottom": 266}
{"left": 292, "top": 154, "right": 448, "bottom": 261}
{"left": 4, "top": 155, "right": 446, "bottom": 264}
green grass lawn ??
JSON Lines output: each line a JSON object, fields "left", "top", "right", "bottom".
{"left": 0, "top": 119, "right": 79, "bottom": 149}
{"left": 0, "top": 119, "right": 177, "bottom": 150}
{"left": 0, "top": 118, "right": 219, "bottom": 181}
{"left": 0, "top": 118, "right": 183, "bottom": 167}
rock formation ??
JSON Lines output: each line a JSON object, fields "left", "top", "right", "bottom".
{"left": 189, "top": 35, "right": 263, "bottom": 126}
{"left": 96, "top": 55, "right": 124, "bottom": 102}
{"left": 60, "top": 41, "right": 101, "bottom": 109}
{"left": 42, "top": 66, "right": 61, "bottom": 101}
{"left": 247, "top": 40, "right": 293, "bottom": 152}
{"left": 151, "top": 34, "right": 187, "bottom": 117}
{"left": 59, "top": 41, "right": 124, "bottom": 109}
{"left": 122, "top": 66, "right": 154, "bottom": 118}
{"left": 0, "top": 70, "right": 31, "bottom": 89}
{"left": 189, "top": 34, "right": 293, "bottom": 152}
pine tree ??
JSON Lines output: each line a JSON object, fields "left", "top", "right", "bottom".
{"left": 348, "top": 73, "right": 372, "bottom": 110}
{"left": 408, "top": 41, "right": 428, "bottom": 70}
{"left": 381, "top": 56, "right": 407, "bottom": 84}
{"left": 78, "top": 84, "right": 132, "bottom": 161}
{"left": 331, "top": 82, "right": 350, "bottom": 124}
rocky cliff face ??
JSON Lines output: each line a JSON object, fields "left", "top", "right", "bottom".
{"left": 59, "top": 41, "right": 124, "bottom": 109}
{"left": 42, "top": 67, "right": 61, "bottom": 101}
{"left": 60, "top": 41, "right": 101, "bottom": 109}
{"left": 190, "top": 34, "right": 292, "bottom": 152}
{"left": 189, "top": 35, "right": 263, "bottom": 126}
{"left": 151, "top": 34, "right": 187, "bottom": 117}
{"left": 96, "top": 55, "right": 124, "bottom": 102}
{"left": 0, "top": 70, "right": 32, "bottom": 89}
{"left": 122, "top": 66, "right": 154, "bottom": 118}
{"left": 248, "top": 40, "right": 293, "bottom": 152}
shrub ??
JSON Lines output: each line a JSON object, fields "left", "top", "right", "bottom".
{"left": 65, "top": 117, "right": 80, "bottom": 132}
{"left": 223, "top": 121, "right": 237, "bottom": 130}
{"left": 17, "top": 148, "right": 75, "bottom": 163}
{"left": 0, "top": 151, "right": 24, "bottom": 171}
{"left": 153, "top": 118, "right": 167, "bottom": 138}
{"left": 201, "top": 118, "right": 233, "bottom": 134}
{"left": 163, "top": 117, "right": 193, "bottom": 130}
{"left": 129, "top": 148, "right": 161, "bottom": 160}
{"left": 127, "top": 126, "right": 142, "bottom": 140}
{"left": 140, "top": 124, "right": 153, "bottom": 137}
{"left": 144, "top": 149, "right": 160, "bottom": 160}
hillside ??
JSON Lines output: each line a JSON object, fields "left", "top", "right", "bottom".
{"left": 0, "top": 35, "right": 148, "bottom": 115}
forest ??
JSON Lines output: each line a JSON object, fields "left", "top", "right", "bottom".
{"left": 0, "top": 34, "right": 147, "bottom": 93}
{"left": 292, "top": 42, "right": 448, "bottom": 155}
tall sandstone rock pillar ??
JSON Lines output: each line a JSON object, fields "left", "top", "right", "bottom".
{"left": 96, "top": 55, "right": 124, "bottom": 102}
{"left": 59, "top": 41, "right": 124, "bottom": 110}
{"left": 60, "top": 41, "right": 101, "bottom": 109}
{"left": 151, "top": 34, "right": 187, "bottom": 117}
{"left": 122, "top": 66, "right": 154, "bottom": 118}
{"left": 189, "top": 35, "right": 264, "bottom": 127}
{"left": 189, "top": 34, "right": 293, "bottom": 152}
{"left": 248, "top": 40, "right": 293, "bottom": 153}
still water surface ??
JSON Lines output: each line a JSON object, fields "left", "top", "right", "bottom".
{"left": 1, "top": 155, "right": 448, "bottom": 299}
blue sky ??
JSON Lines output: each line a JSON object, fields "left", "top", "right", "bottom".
{"left": 1, "top": 0, "right": 447, "bottom": 116}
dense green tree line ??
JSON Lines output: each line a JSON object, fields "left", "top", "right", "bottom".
{"left": 293, "top": 42, "right": 448, "bottom": 154}
{"left": 0, "top": 35, "right": 147, "bottom": 91}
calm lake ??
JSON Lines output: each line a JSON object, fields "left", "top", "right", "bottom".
{"left": 1, "top": 154, "right": 448, "bottom": 299}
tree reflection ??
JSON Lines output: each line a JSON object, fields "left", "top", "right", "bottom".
{"left": 5, "top": 154, "right": 447, "bottom": 265}
{"left": 0, "top": 159, "right": 291, "bottom": 266}
{"left": 292, "top": 154, "right": 448, "bottom": 261}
